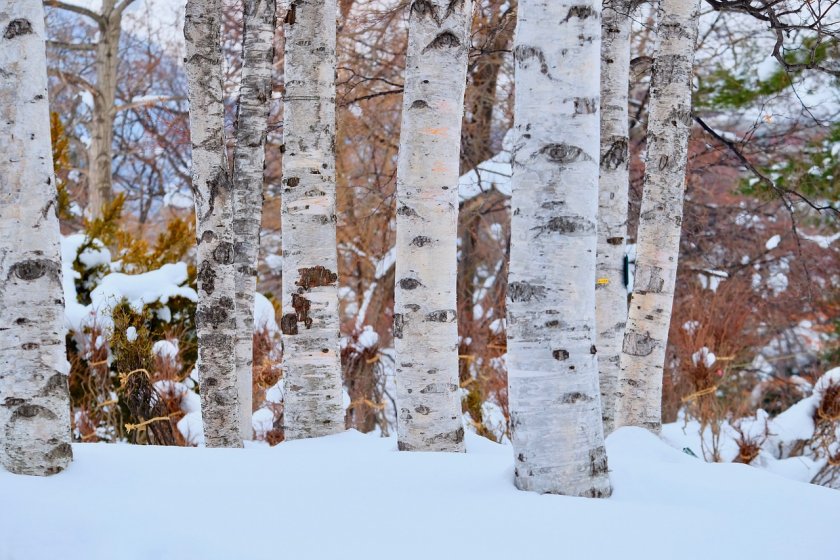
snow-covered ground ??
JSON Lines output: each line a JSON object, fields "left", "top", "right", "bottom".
{"left": 2, "top": 428, "right": 838, "bottom": 560}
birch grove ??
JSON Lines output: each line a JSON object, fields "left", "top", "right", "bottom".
{"left": 232, "top": 0, "right": 276, "bottom": 441}
{"left": 614, "top": 0, "right": 702, "bottom": 431}
{"left": 596, "top": 0, "right": 633, "bottom": 434}
{"left": 0, "top": 0, "right": 73, "bottom": 475}
{"left": 184, "top": 0, "right": 242, "bottom": 447}
{"left": 280, "top": 0, "right": 345, "bottom": 439}
{"left": 506, "top": 0, "right": 611, "bottom": 495}
{"left": 393, "top": 0, "right": 472, "bottom": 452}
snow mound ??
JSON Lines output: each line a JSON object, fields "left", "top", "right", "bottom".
{"left": 2, "top": 429, "right": 838, "bottom": 560}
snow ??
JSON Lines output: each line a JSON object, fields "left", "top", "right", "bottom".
{"left": 253, "top": 293, "right": 278, "bottom": 333}
{"left": 765, "top": 234, "right": 781, "bottom": 250}
{"left": 2, "top": 428, "right": 838, "bottom": 560}
{"left": 152, "top": 339, "right": 179, "bottom": 360}
{"left": 125, "top": 326, "right": 137, "bottom": 342}
{"left": 691, "top": 346, "right": 716, "bottom": 368}
{"left": 801, "top": 231, "right": 840, "bottom": 249}
{"left": 90, "top": 263, "right": 197, "bottom": 323}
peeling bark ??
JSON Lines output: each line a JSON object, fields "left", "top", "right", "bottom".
{"left": 614, "top": 0, "right": 701, "bottom": 432}
{"left": 596, "top": 0, "right": 633, "bottom": 435}
{"left": 185, "top": 0, "right": 242, "bottom": 447}
{"left": 507, "top": 0, "right": 611, "bottom": 496}
{"left": 233, "top": 0, "right": 276, "bottom": 441}
{"left": 1, "top": 0, "right": 73, "bottom": 475}
{"left": 281, "top": 0, "right": 345, "bottom": 439}
{"left": 394, "top": 0, "right": 472, "bottom": 452}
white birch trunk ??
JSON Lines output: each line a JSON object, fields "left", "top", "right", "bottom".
{"left": 507, "top": 0, "right": 611, "bottom": 496}
{"left": 233, "top": 0, "right": 276, "bottom": 441}
{"left": 184, "top": 0, "right": 242, "bottom": 447}
{"left": 596, "top": 0, "right": 632, "bottom": 435}
{"left": 0, "top": 1, "right": 73, "bottom": 475}
{"left": 87, "top": 0, "right": 122, "bottom": 218}
{"left": 393, "top": 0, "right": 472, "bottom": 452}
{"left": 614, "top": 0, "right": 701, "bottom": 431}
{"left": 280, "top": 0, "right": 345, "bottom": 439}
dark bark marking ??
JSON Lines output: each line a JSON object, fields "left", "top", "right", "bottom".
{"left": 532, "top": 216, "right": 595, "bottom": 237}
{"left": 284, "top": 3, "right": 296, "bottom": 25}
{"left": 415, "top": 405, "right": 431, "bottom": 415}
{"left": 424, "top": 31, "right": 461, "bottom": 52}
{"left": 404, "top": 304, "right": 421, "bottom": 312}
{"left": 410, "top": 99, "right": 430, "bottom": 110}
{"left": 635, "top": 264, "right": 665, "bottom": 293}
{"left": 213, "top": 241, "right": 235, "bottom": 265}
{"left": 397, "top": 205, "right": 420, "bottom": 218}
{"left": 606, "top": 236, "right": 624, "bottom": 245}
{"left": 514, "top": 45, "right": 550, "bottom": 76}
{"left": 539, "top": 143, "right": 590, "bottom": 165}
{"left": 286, "top": 176, "right": 300, "bottom": 187}
{"left": 590, "top": 446, "right": 609, "bottom": 476}
{"left": 4, "top": 19, "right": 33, "bottom": 39}
{"left": 573, "top": 97, "right": 598, "bottom": 115}
{"left": 563, "top": 5, "right": 596, "bottom": 22}
{"left": 623, "top": 331, "right": 656, "bottom": 357}
{"left": 291, "top": 293, "right": 312, "bottom": 329}
{"left": 601, "top": 137, "right": 628, "bottom": 170}
{"left": 21, "top": 342, "right": 39, "bottom": 350}
{"left": 280, "top": 313, "right": 298, "bottom": 335}
{"left": 393, "top": 313, "right": 404, "bottom": 339}
{"left": 9, "top": 259, "right": 59, "bottom": 282}
{"left": 296, "top": 266, "right": 337, "bottom": 290}
{"left": 425, "top": 309, "right": 455, "bottom": 322}
{"left": 399, "top": 278, "right": 422, "bottom": 290}
{"left": 197, "top": 261, "right": 217, "bottom": 295}
{"left": 410, "top": 235, "right": 432, "bottom": 247}
{"left": 508, "top": 281, "right": 546, "bottom": 302}
{"left": 560, "top": 392, "right": 592, "bottom": 403}
{"left": 419, "top": 383, "right": 458, "bottom": 394}
{"left": 11, "top": 404, "right": 56, "bottom": 420}
{"left": 552, "top": 349, "right": 570, "bottom": 361}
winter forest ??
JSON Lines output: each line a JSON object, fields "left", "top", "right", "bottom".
{"left": 1, "top": 0, "right": 839, "bottom": 557}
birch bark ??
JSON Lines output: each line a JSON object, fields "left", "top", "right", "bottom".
{"left": 614, "top": 0, "right": 701, "bottom": 431}
{"left": 86, "top": 0, "right": 123, "bottom": 218}
{"left": 507, "top": 0, "right": 611, "bottom": 495}
{"left": 184, "top": 0, "right": 242, "bottom": 447}
{"left": 0, "top": 0, "right": 74, "bottom": 475}
{"left": 393, "top": 0, "right": 472, "bottom": 452}
{"left": 233, "top": 0, "right": 276, "bottom": 441}
{"left": 280, "top": 0, "right": 345, "bottom": 439}
{"left": 596, "top": 0, "right": 632, "bottom": 434}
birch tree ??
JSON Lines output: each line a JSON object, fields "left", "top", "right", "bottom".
{"left": 232, "top": 0, "right": 276, "bottom": 441}
{"left": 280, "top": 0, "right": 345, "bottom": 439}
{"left": 184, "top": 0, "right": 242, "bottom": 447}
{"left": 46, "top": 0, "right": 137, "bottom": 218}
{"left": 596, "top": 0, "right": 633, "bottom": 434}
{"left": 393, "top": 0, "right": 472, "bottom": 452}
{"left": 0, "top": 0, "right": 73, "bottom": 475}
{"left": 506, "top": 0, "right": 611, "bottom": 495}
{"left": 614, "top": 0, "right": 701, "bottom": 431}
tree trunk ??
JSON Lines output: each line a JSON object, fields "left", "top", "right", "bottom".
{"left": 280, "top": 0, "right": 345, "bottom": 440}
{"left": 0, "top": 0, "right": 74, "bottom": 476}
{"left": 596, "top": 0, "right": 632, "bottom": 435}
{"left": 614, "top": 0, "right": 701, "bottom": 432}
{"left": 184, "top": 0, "right": 242, "bottom": 447}
{"left": 506, "top": 0, "right": 611, "bottom": 496}
{"left": 393, "top": 0, "right": 472, "bottom": 453}
{"left": 233, "top": 0, "right": 276, "bottom": 441}
{"left": 87, "top": 0, "right": 122, "bottom": 218}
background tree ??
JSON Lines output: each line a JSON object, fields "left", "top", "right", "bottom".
{"left": 615, "top": 0, "right": 702, "bottom": 431}
{"left": 1, "top": 0, "right": 74, "bottom": 475}
{"left": 596, "top": 0, "right": 634, "bottom": 433}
